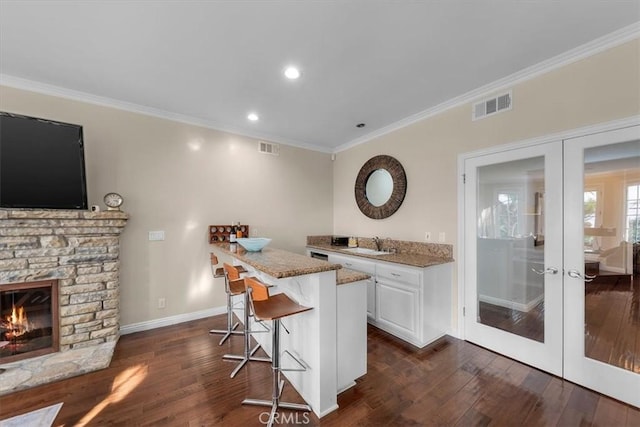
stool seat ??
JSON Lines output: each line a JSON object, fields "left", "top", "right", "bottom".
{"left": 252, "top": 293, "right": 312, "bottom": 321}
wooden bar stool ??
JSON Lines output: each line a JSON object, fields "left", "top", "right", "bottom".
{"left": 211, "top": 251, "right": 249, "bottom": 276}
{"left": 222, "top": 264, "right": 271, "bottom": 378}
{"left": 210, "top": 253, "right": 225, "bottom": 279}
{"left": 242, "top": 277, "right": 313, "bottom": 426}
{"left": 208, "top": 255, "right": 244, "bottom": 345}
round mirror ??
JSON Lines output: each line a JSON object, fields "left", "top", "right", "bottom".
{"left": 355, "top": 155, "right": 407, "bottom": 219}
{"left": 366, "top": 169, "right": 393, "bottom": 206}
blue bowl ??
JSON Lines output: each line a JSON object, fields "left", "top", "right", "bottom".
{"left": 236, "top": 237, "right": 271, "bottom": 252}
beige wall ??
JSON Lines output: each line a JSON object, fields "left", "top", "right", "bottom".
{"left": 0, "top": 86, "right": 334, "bottom": 325}
{"left": 1, "top": 38, "right": 638, "bottom": 331}
{"left": 333, "top": 39, "right": 640, "bottom": 330}
{"left": 585, "top": 169, "right": 640, "bottom": 250}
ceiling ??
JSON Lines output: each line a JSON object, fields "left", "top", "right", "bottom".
{"left": 0, "top": 1, "right": 639, "bottom": 152}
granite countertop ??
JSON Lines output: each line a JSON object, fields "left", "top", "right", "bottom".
{"left": 307, "top": 243, "right": 454, "bottom": 268}
{"left": 212, "top": 243, "right": 341, "bottom": 279}
{"left": 336, "top": 268, "right": 370, "bottom": 285}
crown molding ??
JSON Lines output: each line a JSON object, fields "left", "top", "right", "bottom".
{"left": 334, "top": 22, "right": 640, "bottom": 153}
{"left": 0, "top": 75, "right": 333, "bottom": 154}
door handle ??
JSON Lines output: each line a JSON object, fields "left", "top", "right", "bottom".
{"left": 567, "top": 269, "right": 595, "bottom": 282}
{"left": 531, "top": 267, "right": 559, "bottom": 275}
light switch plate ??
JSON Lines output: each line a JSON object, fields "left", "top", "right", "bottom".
{"left": 149, "top": 231, "right": 165, "bottom": 241}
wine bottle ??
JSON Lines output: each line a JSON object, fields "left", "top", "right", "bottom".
{"left": 230, "top": 223, "right": 237, "bottom": 243}
{"left": 236, "top": 222, "right": 243, "bottom": 238}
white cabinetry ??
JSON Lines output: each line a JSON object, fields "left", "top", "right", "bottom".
{"left": 375, "top": 263, "right": 421, "bottom": 342}
{"left": 309, "top": 248, "right": 452, "bottom": 348}
{"left": 366, "top": 278, "right": 376, "bottom": 319}
{"left": 376, "top": 278, "right": 419, "bottom": 339}
{"left": 326, "top": 253, "right": 377, "bottom": 320}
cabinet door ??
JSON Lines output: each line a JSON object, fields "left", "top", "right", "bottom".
{"left": 366, "top": 278, "right": 376, "bottom": 319}
{"left": 376, "top": 279, "right": 419, "bottom": 340}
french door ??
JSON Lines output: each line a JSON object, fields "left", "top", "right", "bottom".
{"left": 464, "top": 142, "right": 564, "bottom": 376}
{"left": 464, "top": 125, "right": 640, "bottom": 407}
{"left": 563, "top": 126, "right": 639, "bottom": 406}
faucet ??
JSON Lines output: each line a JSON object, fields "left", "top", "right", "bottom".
{"left": 373, "top": 236, "right": 382, "bottom": 251}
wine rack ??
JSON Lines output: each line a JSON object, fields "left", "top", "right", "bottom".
{"left": 209, "top": 225, "right": 250, "bottom": 243}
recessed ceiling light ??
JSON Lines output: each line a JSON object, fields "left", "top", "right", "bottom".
{"left": 284, "top": 66, "right": 301, "bottom": 80}
{"left": 247, "top": 113, "right": 259, "bottom": 121}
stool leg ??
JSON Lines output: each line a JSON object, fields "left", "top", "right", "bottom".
{"left": 223, "top": 292, "right": 270, "bottom": 377}
{"left": 209, "top": 292, "right": 243, "bottom": 345}
{"left": 242, "top": 319, "right": 311, "bottom": 425}
{"left": 272, "top": 319, "right": 281, "bottom": 405}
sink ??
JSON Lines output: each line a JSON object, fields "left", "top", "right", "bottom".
{"left": 343, "top": 247, "right": 390, "bottom": 255}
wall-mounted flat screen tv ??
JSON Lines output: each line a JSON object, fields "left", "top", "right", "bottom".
{"left": 0, "top": 112, "right": 88, "bottom": 210}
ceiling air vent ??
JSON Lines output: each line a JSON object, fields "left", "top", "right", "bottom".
{"left": 472, "top": 91, "right": 512, "bottom": 121}
{"left": 258, "top": 141, "right": 279, "bottom": 156}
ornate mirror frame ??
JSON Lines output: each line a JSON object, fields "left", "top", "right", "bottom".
{"left": 354, "top": 155, "right": 407, "bottom": 219}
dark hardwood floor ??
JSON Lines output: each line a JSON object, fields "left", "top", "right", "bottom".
{"left": 479, "top": 274, "right": 639, "bottom": 374}
{"left": 585, "top": 275, "right": 639, "bottom": 372}
{"left": 479, "top": 300, "right": 545, "bottom": 343}
{"left": 1, "top": 315, "right": 638, "bottom": 426}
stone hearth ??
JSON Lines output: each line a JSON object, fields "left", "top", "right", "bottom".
{"left": 0, "top": 209, "right": 128, "bottom": 395}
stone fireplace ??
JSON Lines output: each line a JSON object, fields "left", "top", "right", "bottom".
{"left": 0, "top": 209, "right": 128, "bottom": 395}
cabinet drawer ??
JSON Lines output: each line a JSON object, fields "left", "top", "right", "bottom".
{"left": 376, "top": 264, "right": 420, "bottom": 287}
{"left": 328, "top": 254, "right": 376, "bottom": 275}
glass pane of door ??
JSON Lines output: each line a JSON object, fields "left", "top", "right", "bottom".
{"left": 583, "top": 140, "right": 640, "bottom": 372}
{"left": 476, "top": 157, "right": 546, "bottom": 342}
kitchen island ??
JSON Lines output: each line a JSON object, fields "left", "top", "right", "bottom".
{"left": 210, "top": 243, "right": 369, "bottom": 417}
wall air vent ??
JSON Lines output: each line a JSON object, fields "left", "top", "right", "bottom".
{"left": 258, "top": 141, "right": 279, "bottom": 156}
{"left": 472, "top": 91, "right": 512, "bottom": 121}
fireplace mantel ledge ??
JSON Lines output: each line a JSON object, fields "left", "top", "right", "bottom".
{"left": 0, "top": 208, "right": 128, "bottom": 220}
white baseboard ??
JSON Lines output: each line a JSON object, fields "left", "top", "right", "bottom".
{"left": 119, "top": 306, "right": 227, "bottom": 335}
{"left": 600, "top": 266, "right": 626, "bottom": 274}
{"left": 479, "top": 293, "right": 544, "bottom": 313}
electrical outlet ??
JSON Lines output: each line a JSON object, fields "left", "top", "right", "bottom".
{"left": 149, "top": 231, "right": 165, "bottom": 241}
{"left": 158, "top": 298, "right": 166, "bottom": 309}
{"left": 438, "top": 232, "right": 446, "bottom": 242}
{"left": 424, "top": 231, "right": 431, "bottom": 241}
{"left": 252, "top": 228, "right": 258, "bottom": 237}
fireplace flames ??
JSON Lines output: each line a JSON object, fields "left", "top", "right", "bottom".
{"left": 2, "top": 305, "right": 32, "bottom": 340}
{"left": 0, "top": 283, "right": 57, "bottom": 363}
